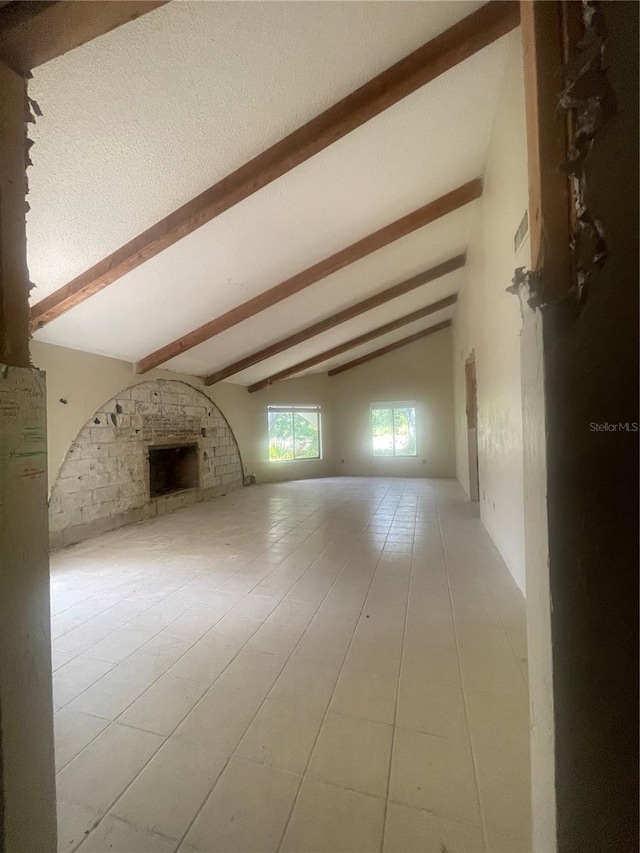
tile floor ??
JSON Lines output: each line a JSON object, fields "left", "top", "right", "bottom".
{"left": 50, "top": 477, "right": 531, "bottom": 853}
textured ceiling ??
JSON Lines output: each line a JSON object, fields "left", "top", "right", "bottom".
{"left": 27, "top": 1, "right": 517, "bottom": 385}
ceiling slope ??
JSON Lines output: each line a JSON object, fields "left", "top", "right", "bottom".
{"left": 328, "top": 321, "right": 452, "bottom": 377}
{"left": 248, "top": 295, "right": 457, "bottom": 392}
{"left": 27, "top": 3, "right": 520, "bottom": 383}
{"left": 29, "top": 0, "right": 518, "bottom": 330}
{"left": 204, "top": 254, "right": 465, "bottom": 386}
{"left": 135, "top": 180, "right": 480, "bottom": 373}
{"left": 291, "top": 307, "right": 456, "bottom": 381}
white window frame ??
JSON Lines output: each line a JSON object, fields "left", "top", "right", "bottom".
{"left": 267, "top": 405, "right": 322, "bottom": 462}
{"left": 370, "top": 401, "right": 418, "bottom": 458}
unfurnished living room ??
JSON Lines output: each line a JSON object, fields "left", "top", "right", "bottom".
{"left": 0, "top": 2, "right": 637, "bottom": 853}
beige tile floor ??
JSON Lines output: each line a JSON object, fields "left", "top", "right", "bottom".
{"left": 50, "top": 477, "right": 531, "bottom": 853}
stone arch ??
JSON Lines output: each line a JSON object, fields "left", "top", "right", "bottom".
{"left": 49, "top": 379, "right": 243, "bottom": 548}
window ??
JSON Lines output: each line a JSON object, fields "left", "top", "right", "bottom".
{"left": 268, "top": 406, "right": 321, "bottom": 462}
{"left": 371, "top": 402, "right": 417, "bottom": 457}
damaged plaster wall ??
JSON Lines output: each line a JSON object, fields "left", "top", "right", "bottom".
{"left": 452, "top": 38, "right": 528, "bottom": 592}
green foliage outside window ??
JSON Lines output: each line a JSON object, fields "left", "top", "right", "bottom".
{"left": 371, "top": 404, "right": 417, "bottom": 457}
{"left": 268, "top": 407, "right": 321, "bottom": 461}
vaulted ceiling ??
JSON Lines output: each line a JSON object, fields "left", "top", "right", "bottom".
{"left": 26, "top": 1, "right": 520, "bottom": 388}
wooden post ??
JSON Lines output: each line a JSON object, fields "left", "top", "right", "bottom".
{"left": 520, "top": 0, "right": 573, "bottom": 302}
{"left": 0, "top": 61, "right": 56, "bottom": 852}
{"left": 0, "top": 64, "right": 30, "bottom": 367}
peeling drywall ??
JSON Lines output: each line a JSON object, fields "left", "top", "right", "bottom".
{"left": 559, "top": 0, "right": 615, "bottom": 296}
{"left": 510, "top": 0, "right": 617, "bottom": 311}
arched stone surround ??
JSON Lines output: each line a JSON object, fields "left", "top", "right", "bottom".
{"left": 49, "top": 379, "right": 243, "bottom": 548}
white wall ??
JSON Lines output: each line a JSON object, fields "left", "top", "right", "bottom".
{"left": 452, "top": 40, "right": 528, "bottom": 592}
{"left": 244, "top": 373, "right": 337, "bottom": 484}
{"left": 30, "top": 341, "right": 337, "bottom": 490}
{"left": 32, "top": 329, "right": 455, "bottom": 496}
{"left": 332, "top": 326, "right": 455, "bottom": 478}
{"left": 520, "top": 297, "right": 556, "bottom": 852}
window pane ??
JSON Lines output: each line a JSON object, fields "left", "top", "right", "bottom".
{"left": 371, "top": 408, "right": 394, "bottom": 456}
{"left": 393, "top": 407, "right": 417, "bottom": 456}
{"left": 268, "top": 411, "right": 294, "bottom": 461}
{"left": 293, "top": 411, "right": 319, "bottom": 459}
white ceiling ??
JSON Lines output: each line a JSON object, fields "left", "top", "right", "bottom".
{"left": 27, "top": 1, "right": 517, "bottom": 385}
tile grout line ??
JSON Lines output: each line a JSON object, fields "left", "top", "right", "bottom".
{"left": 476, "top": 562, "right": 529, "bottom": 692}
{"left": 70, "top": 492, "right": 383, "bottom": 852}
{"left": 51, "top": 550, "right": 252, "bottom": 673}
{"left": 378, "top": 482, "right": 418, "bottom": 853}
{"left": 60, "top": 516, "right": 339, "bottom": 848}
{"left": 438, "top": 500, "right": 529, "bottom": 708}
{"left": 56, "top": 481, "right": 508, "bottom": 852}
{"left": 436, "top": 487, "right": 489, "bottom": 852}
{"left": 176, "top": 487, "right": 393, "bottom": 853}
{"left": 52, "top": 564, "right": 225, "bottom": 714}
{"left": 53, "top": 518, "right": 318, "bottom": 717}
{"left": 51, "top": 563, "right": 172, "bottom": 642}
{"left": 273, "top": 488, "right": 400, "bottom": 853}
{"left": 51, "top": 501, "right": 301, "bottom": 646}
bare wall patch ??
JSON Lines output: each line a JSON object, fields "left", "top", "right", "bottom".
{"left": 510, "top": 0, "right": 616, "bottom": 310}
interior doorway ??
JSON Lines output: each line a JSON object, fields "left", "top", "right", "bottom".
{"left": 465, "top": 352, "right": 479, "bottom": 502}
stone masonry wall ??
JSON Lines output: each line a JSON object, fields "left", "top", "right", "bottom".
{"left": 49, "top": 379, "right": 243, "bottom": 549}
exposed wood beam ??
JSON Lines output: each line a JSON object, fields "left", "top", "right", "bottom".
{"left": 135, "top": 180, "right": 480, "bottom": 374}
{"left": 0, "top": 1, "right": 168, "bottom": 76}
{"left": 328, "top": 321, "right": 451, "bottom": 377}
{"left": 247, "top": 295, "right": 456, "bottom": 393}
{"left": 204, "top": 254, "right": 465, "bottom": 386}
{"left": 30, "top": 0, "right": 519, "bottom": 330}
{"left": 520, "top": 0, "right": 573, "bottom": 302}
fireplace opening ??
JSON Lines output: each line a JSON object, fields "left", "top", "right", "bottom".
{"left": 149, "top": 444, "right": 199, "bottom": 498}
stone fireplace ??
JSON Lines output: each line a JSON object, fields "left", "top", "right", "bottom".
{"left": 49, "top": 379, "right": 243, "bottom": 548}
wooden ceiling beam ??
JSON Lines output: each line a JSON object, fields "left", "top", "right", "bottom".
{"left": 204, "top": 254, "right": 465, "bottom": 386}
{"left": 247, "top": 295, "right": 456, "bottom": 393}
{"left": 30, "top": 0, "right": 519, "bottom": 330}
{"left": 0, "top": 1, "right": 168, "bottom": 76}
{"left": 135, "top": 180, "right": 480, "bottom": 374}
{"left": 327, "top": 321, "right": 451, "bottom": 377}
